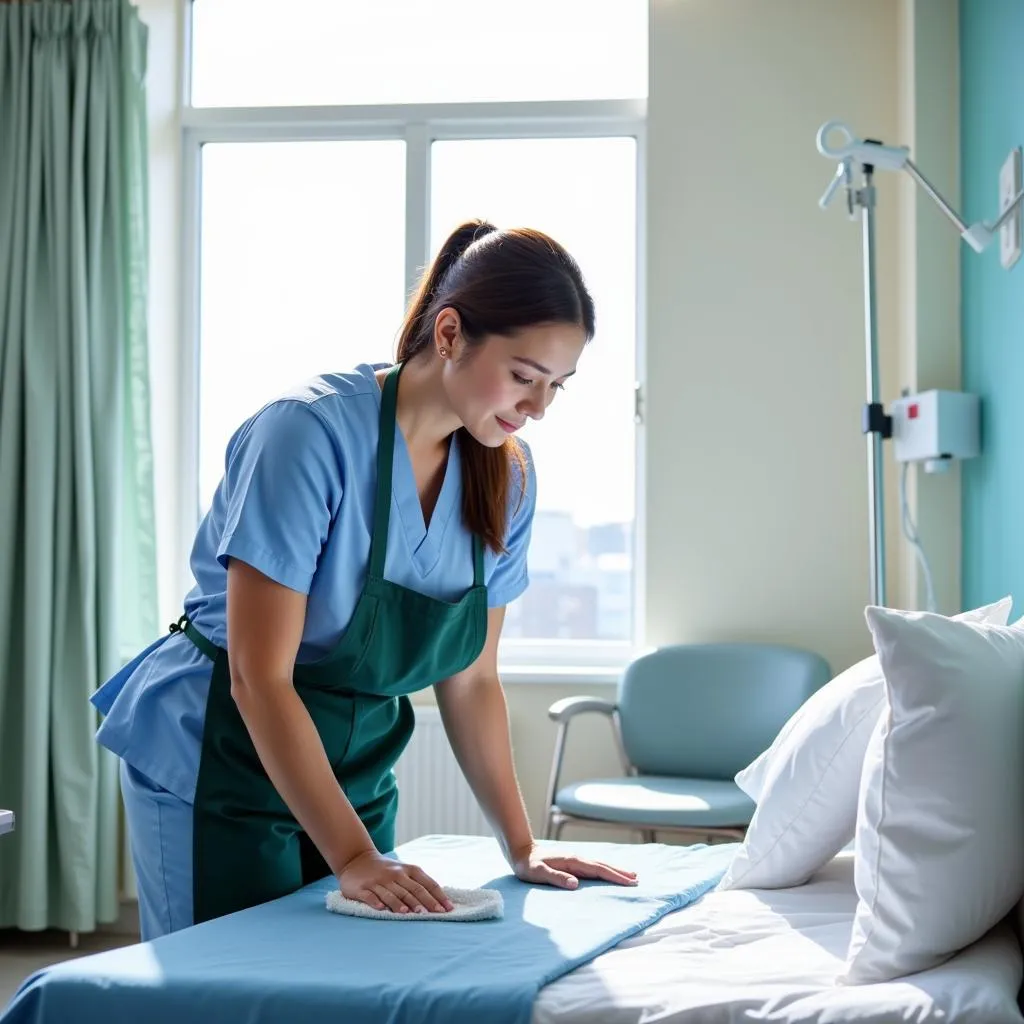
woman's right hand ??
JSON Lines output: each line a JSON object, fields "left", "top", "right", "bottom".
{"left": 338, "top": 850, "right": 454, "bottom": 914}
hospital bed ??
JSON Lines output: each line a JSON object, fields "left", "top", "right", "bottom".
{"left": 7, "top": 609, "right": 1024, "bottom": 1023}
{"left": 2, "top": 833, "right": 1021, "bottom": 1024}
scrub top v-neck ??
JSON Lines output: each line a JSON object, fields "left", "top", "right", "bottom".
{"left": 90, "top": 362, "right": 537, "bottom": 805}
{"left": 389, "top": 402, "right": 461, "bottom": 578}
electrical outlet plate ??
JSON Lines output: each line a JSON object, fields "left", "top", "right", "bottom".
{"left": 999, "top": 146, "right": 1022, "bottom": 270}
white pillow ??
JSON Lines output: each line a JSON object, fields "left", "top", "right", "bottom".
{"left": 842, "top": 605, "right": 1024, "bottom": 985}
{"left": 719, "top": 597, "right": 1012, "bottom": 892}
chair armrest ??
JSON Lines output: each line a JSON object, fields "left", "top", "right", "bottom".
{"left": 547, "top": 696, "right": 617, "bottom": 723}
{"left": 544, "top": 698, "right": 628, "bottom": 830}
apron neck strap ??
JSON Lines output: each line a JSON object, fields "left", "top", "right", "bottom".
{"left": 369, "top": 365, "right": 402, "bottom": 578}
{"left": 371, "top": 363, "right": 487, "bottom": 588}
{"left": 472, "top": 534, "right": 484, "bottom": 587}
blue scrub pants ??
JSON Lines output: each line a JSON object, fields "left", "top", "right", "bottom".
{"left": 119, "top": 759, "right": 195, "bottom": 940}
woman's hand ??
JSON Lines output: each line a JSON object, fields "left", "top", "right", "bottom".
{"left": 338, "top": 850, "right": 454, "bottom": 914}
{"left": 511, "top": 844, "right": 638, "bottom": 890}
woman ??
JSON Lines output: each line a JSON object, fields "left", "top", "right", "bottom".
{"left": 92, "top": 221, "right": 637, "bottom": 940}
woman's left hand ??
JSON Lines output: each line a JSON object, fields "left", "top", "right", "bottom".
{"left": 512, "top": 844, "right": 638, "bottom": 889}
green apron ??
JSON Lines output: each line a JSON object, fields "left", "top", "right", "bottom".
{"left": 176, "top": 363, "right": 488, "bottom": 925}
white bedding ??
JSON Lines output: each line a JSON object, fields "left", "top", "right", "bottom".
{"left": 534, "top": 852, "right": 1024, "bottom": 1024}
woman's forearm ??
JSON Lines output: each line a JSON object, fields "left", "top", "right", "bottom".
{"left": 435, "top": 677, "right": 534, "bottom": 863}
{"left": 231, "top": 676, "right": 376, "bottom": 876}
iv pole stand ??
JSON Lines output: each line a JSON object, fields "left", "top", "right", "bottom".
{"left": 819, "top": 147, "right": 892, "bottom": 608}
{"left": 854, "top": 161, "right": 888, "bottom": 608}
{"left": 816, "top": 120, "right": 1024, "bottom": 608}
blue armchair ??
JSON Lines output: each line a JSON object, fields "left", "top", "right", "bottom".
{"left": 544, "top": 643, "right": 831, "bottom": 842}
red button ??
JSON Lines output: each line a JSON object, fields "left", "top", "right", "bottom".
{"left": 908, "top": 404, "right": 919, "bottom": 419}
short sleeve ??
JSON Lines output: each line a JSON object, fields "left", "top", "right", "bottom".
{"left": 486, "top": 442, "right": 537, "bottom": 608}
{"left": 216, "top": 400, "right": 343, "bottom": 594}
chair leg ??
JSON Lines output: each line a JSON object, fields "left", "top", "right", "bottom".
{"left": 639, "top": 829, "right": 656, "bottom": 844}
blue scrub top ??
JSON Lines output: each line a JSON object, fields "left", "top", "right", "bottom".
{"left": 92, "top": 363, "right": 537, "bottom": 803}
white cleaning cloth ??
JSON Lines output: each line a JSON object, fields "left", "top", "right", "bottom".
{"left": 325, "top": 886, "right": 503, "bottom": 922}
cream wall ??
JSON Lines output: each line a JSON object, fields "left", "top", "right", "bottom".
{"left": 646, "top": 0, "right": 904, "bottom": 673}
{"left": 133, "top": 1, "right": 956, "bottom": 846}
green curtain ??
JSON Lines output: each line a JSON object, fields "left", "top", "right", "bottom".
{"left": 0, "top": 0, "right": 156, "bottom": 933}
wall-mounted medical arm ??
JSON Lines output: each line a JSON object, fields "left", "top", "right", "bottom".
{"left": 816, "top": 121, "right": 1024, "bottom": 253}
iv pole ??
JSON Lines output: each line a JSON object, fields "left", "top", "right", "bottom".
{"left": 816, "top": 121, "right": 1024, "bottom": 608}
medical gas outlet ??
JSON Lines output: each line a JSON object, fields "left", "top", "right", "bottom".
{"left": 890, "top": 390, "right": 980, "bottom": 473}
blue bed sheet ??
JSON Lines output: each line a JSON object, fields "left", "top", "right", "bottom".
{"left": 1, "top": 835, "right": 736, "bottom": 1024}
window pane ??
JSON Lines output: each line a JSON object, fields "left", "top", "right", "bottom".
{"left": 431, "top": 137, "right": 637, "bottom": 642}
{"left": 198, "top": 141, "right": 405, "bottom": 511}
{"left": 191, "top": 0, "right": 647, "bottom": 107}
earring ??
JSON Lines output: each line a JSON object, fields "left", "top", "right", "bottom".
{"left": 439, "top": 347, "right": 448, "bottom": 358}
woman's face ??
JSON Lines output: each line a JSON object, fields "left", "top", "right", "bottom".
{"left": 438, "top": 310, "right": 587, "bottom": 448}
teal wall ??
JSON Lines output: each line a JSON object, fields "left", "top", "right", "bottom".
{"left": 960, "top": 0, "right": 1024, "bottom": 611}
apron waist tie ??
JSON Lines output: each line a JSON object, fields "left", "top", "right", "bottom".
{"left": 169, "top": 614, "right": 221, "bottom": 662}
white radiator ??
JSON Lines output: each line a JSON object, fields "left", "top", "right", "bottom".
{"left": 393, "top": 704, "right": 493, "bottom": 845}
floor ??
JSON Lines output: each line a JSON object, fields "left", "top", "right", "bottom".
{"left": 0, "top": 913, "right": 139, "bottom": 1010}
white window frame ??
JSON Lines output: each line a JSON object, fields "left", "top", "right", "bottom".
{"left": 176, "top": 14, "right": 647, "bottom": 677}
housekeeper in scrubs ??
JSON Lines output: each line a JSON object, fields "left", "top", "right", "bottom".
{"left": 92, "top": 221, "right": 638, "bottom": 940}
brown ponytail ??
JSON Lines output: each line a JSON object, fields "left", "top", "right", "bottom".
{"left": 396, "top": 220, "right": 595, "bottom": 554}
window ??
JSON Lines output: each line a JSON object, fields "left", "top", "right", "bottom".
{"left": 431, "top": 139, "right": 637, "bottom": 646}
{"left": 197, "top": 141, "right": 406, "bottom": 508}
{"left": 183, "top": 3, "right": 646, "bottom": 668}
{"left": 190, "top": 0, "right": 647, "bottom": 107}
